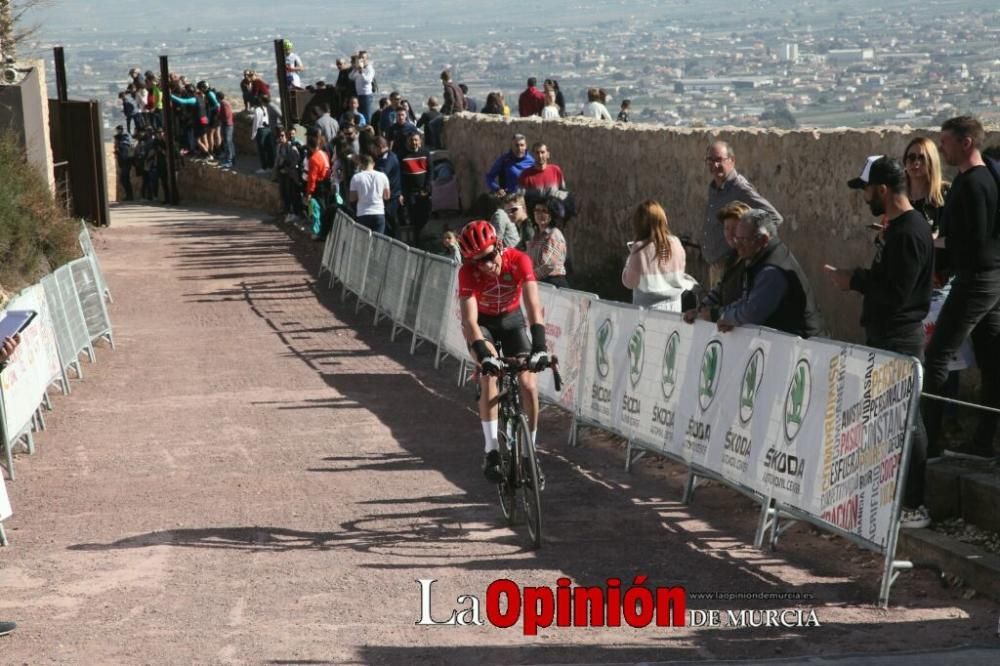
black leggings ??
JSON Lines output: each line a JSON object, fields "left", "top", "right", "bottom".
{"left": 478, "top": 310, "right": 531, "bottom": 357}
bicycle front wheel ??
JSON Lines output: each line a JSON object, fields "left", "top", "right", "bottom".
{"left": 497, "top": 412, "right": 517, "bottom": 525}
{"left": 516, "top": 414, "right": 543, "bottom": 549}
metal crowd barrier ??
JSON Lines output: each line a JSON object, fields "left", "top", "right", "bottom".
{"left": 1, "top": 245, "right": 115, "bottom": 545}
{"left": 79, "top": 222, "right": 113, "bottom": 304}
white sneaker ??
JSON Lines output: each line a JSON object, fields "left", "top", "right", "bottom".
{"left": 900, "top": 506, "right": 930, "bottom": 529}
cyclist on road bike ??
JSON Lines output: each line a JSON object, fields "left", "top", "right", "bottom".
{"left": 457, "top": 220, "right": 551, "bottom": 482}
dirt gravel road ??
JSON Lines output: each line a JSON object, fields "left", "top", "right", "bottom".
{"left": 0, "top": 204, "right": 996, "bottom": 665}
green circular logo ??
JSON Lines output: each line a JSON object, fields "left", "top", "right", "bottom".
{"left": 783, "top": 358, "right": 812, "bottom": 441}
{"left": 661, "top": 331, "right": 681, "bottom": 400}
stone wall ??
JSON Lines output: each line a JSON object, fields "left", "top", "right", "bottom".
{"left": 106, "top": 117, "right": 279, "bottom": 212}
{"left": 177, "top": 160, "right": 281, "bottom": 213}
{"left": 442, "top": 113, "right": 998, "bottom": 341}
{"left": 234, "top": 112, "right": 257, "bottom": 159}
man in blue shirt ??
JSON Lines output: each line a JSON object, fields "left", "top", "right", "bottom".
{"left": 485, "top": 134, "right": 535, "bottom": 196}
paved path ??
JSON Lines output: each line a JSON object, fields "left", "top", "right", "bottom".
{"left": 0, "top": 203, "right": 997, "bottom": 664}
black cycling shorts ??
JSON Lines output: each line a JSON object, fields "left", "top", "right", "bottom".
{"left": 477, "top": 310, "right": 531, "bottom": 357}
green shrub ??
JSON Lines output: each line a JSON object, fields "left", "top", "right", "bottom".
{"left": 0, "top": 133, "right": 81, "bottom": 298}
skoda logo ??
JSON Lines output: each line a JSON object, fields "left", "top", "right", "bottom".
{"left": 739, "top": 348, "right": 765, "bottom": 425}
{"left": 627, "top": 325, "right": 645, "bottom": 388}
{"left": 661, "top": 331, "right": 680, "bottom": 400}
{"left": 784, "top": 358, "right": 812, "bottom": 441}
{"left": 595, "top": 318, "right": 613, "bottom": 379}
{"left": 698, "top": 340, "right": 723, "bottom": 412}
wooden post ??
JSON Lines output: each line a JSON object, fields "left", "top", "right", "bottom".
{"left": 53, "top": 46, "right": 68, "bottom": 101}
{"left": 159, "top": 55, "right": 179, "bottom": 205}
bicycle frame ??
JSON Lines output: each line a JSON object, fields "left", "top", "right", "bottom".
{"left": 476, "top": 355, "right": 560, "bottom": 548}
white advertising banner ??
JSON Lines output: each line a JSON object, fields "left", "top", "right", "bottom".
{"left": 701, "top": 327, "right": 794, "bottom": 492}
{"left": 1, "top": 285, "right": 63, "bottom": 445}
{"left": 747, "top": 336, "right": 834, "bottom": 513}
{"left": 812, "top": 345, "right": 918, "bottom": 548}
{"left": 0, "top": 473, "right": 10, "bottom": 520}
{"left": 535, "top": 286, "right": 595, "bottom": 412}
{"left": 628, "top": 311, "right": 701, "bottom": 459}
{"left": 578, "top": 300, "right": 643, "bottom": 437}
{"left": 670, "top": 320, "right": 741, "bottom": 469}
{"left": 441, "top": 280, "right": 468, "bottom": 363}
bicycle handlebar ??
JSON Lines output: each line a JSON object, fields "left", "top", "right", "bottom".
{"left": 493, "top": 355, "right": 562, "bottom": 392}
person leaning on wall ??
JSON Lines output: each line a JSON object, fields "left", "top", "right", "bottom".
{"left": 685, "top": 200, "right": 751, "bottom": 324}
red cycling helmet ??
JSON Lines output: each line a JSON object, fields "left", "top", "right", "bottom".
{"left": 458, "top": 220, "right": 498, "bottom": 260}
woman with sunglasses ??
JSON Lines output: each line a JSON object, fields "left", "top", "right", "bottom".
{"left": 457, "top": 221, "right": 551, "bottom": 483}
{"left": 904, "top": 137, "right": 950, "bottom": 238}
{"left": 526, "top": 197, "right": 569, "bottom": 288}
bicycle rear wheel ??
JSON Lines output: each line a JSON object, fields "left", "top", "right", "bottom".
{"left": 497, "top": 412, "right": 517, "bottom": 525}
{"left": 516, "top": 414, "right": 543, "bottom": 549}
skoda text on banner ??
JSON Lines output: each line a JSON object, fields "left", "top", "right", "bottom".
{"left": 749, "top": 335, "right": 825, "bottom": 509}
{"left": 579, "top": 300, "right": 642, "bottom": 437}
{"left": 629, "top": 310, "right": 697, "bottom": 459}
{"left": 673, "top": 320, "right": 732, "bottom": 468}
{"left": 704, "top": 327, "right": 793, "bottom": 491}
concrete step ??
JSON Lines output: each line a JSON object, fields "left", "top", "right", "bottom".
{"left": 898, "top": 527, "right": 1000, "bottom": 602}
{"left": 925, "top": 458, "right": 1000, "bottom": 531}
{"left": 902, "top": 458, "right": 1000, "bottom": 602}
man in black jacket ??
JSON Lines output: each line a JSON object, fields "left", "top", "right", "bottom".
{"left": 925, "top": 116, "right": 1000, "bottom": 460}
{"left": 826, "top": 155, "right": 933, "bottom": 528}
{"left": 717, "top": 209, "right": 825, "bottom": 338}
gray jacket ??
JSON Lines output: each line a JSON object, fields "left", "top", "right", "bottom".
{"left": 315, "top": 113, "right": 339, "bottom": 148}
{"left": 490, "top": 209, "right": 521, "bottom": 249}
{"left": 703, "top": 170, "right": 782, "bottom": 264}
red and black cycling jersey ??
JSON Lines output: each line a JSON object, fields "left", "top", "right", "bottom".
{"left": 458, "top": 248, "right": 536, "bottom": 316}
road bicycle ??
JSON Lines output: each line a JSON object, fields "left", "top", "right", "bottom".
{"left": 477, "top": 354, "right": 561, "bottom": 549}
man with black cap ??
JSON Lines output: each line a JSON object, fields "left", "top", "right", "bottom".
{"left": 825, "top": 155, "right": 933, "bottom": 528}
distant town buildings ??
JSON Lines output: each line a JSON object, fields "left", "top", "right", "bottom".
{"left": 28, "top": 3, "right": 1000, "bottom": 132}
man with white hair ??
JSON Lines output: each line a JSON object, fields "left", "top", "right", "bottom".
{"left": 717, "top": 209, "right": 824, "bottom": 338}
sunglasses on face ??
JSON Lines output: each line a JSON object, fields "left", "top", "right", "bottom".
{"left": 904, "top": 153, "right": 926, "bottom": 163}
{"left": 466, "top": 248, "right": 500, "bottom": 265}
